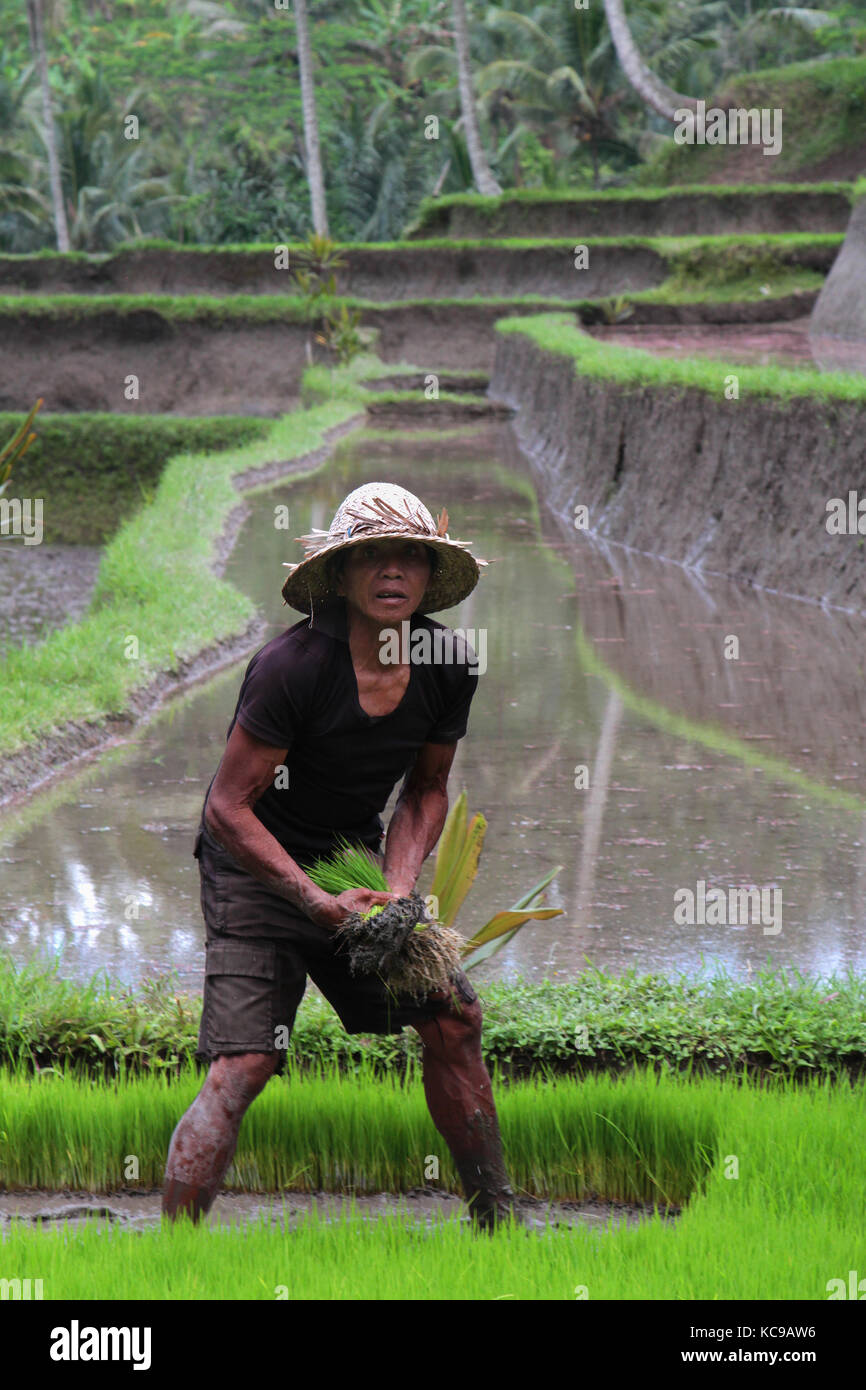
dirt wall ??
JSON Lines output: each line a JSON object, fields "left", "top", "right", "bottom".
{"left": 411, "top": 190, "right": 853, "bottom": 239}
{"left": 489, "top": 330, "right": 866, "bottom": 613}
{"left": 0, "top": 314, "right": 311, "bottom": 415}
{"left": 0, "top": 245, "right": 668, "bottom": 300}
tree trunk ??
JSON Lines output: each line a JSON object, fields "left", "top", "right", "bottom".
{"left": 603, "top": 0, "right": 698, "bottom": 122}
{"left": 294, "top": 0, "right": 329, "bottom": 237}
{"left": 451, "top": 0, "right": 502, "bottom": 197}
{"left": 26, "top": 0, "right": 70, "bottom": 252}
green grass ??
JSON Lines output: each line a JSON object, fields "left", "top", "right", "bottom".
{"left": 639, "top": 55, "right": 866, "bottom": 187}
{"left": 0, "top": 412, "right": 268, "bottom": 544}
{"left": 1, "top": 1066, "right": 864, "bottom": 1300}
{"left": 3, "top": 952, "right": 864, "bottom": 1080}
{"left": 496, "top": 311, "right": 866, "bottom": 403}
{"left": 0, "top": 358, "right": 373, "bottom": 759}
{"left": 0, "top": 293, "right": 318, "bottom": 323}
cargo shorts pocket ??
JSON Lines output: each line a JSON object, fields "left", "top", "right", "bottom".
{"left": 202, "top": 941, "right": 277, "bottom": 1052}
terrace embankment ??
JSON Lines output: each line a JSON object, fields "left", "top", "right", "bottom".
{"left": 408, "top": 186, "right": 854, "bottom": 239}
{"left": 489, "top": 317, "right": 866, "bottom": 614}
{"left": 0, "top": 243, "right": 668, "bottom": 299}
{"left": 0, "top": 312, "right": 312, "bottom": 416}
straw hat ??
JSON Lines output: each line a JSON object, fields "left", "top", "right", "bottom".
{"left": 281, "top": 481, "right": 488, "bottom": 614}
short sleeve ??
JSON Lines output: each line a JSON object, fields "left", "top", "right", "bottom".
{"left": 231, "top": 642, "right": 308, "bottom": 750}
{"left": 426, "top": 643, "right": 481, "bottom": 744}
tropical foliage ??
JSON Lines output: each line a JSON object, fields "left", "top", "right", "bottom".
{"left": 0, "top": 0, "right": 863, "bottom": 250}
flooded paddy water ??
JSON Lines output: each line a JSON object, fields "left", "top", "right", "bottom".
{"left": 1, "top": 415, "right": 865, "bottom": 990}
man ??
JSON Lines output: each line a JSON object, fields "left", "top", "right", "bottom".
{"left": 162, "top": 481, "right": 519, "bottom": 1230}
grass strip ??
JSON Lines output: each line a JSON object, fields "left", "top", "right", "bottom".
{"left": 1, "top": 1067, "right": 863, "bottom": 1300}
{"left": 495, "top": 311, "right": 866, "bottom": 403}
{"left": 0, "top": 292, "right": 317, "bottom": 323}
{"left": 2, "top": 953, "right": 863, "bottom": 1081}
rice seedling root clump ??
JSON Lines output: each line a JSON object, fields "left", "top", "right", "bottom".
{"left": 336, "top": 892, "right": 464, "bottom": 999}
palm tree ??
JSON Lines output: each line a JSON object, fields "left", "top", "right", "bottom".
{"left": 451, "top": 0, "right": 501, "bottom": 195}
{"left": 25, "top": 0, "right": 69, "bottom": 251}
{"left": 602, "top": 0, "right": 697, "bottom": 121}
{"left": 476, "top": 5, "right": 637, "bottom": 188}
{"left": 294, "top": 0, "right": 329, "bottom": 236}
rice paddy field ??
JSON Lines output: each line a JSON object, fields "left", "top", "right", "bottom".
{"left": 1, "top": 1061, "right": 864, "bottom": 1301}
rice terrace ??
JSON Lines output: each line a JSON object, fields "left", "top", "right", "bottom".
{"left": 1, "top": 0, "right": 866, "bottom": 1347}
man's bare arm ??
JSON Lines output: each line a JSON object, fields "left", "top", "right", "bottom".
{"left": 382, "top": 741, "right": 457, "bottom": 897}
{"left": 205, "top": 723, "right": 396, "bottom": 929}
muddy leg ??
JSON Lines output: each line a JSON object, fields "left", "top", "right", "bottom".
{"left": 162, "top": 1052, "right": 278, "bottom": 1222}
{"left": 414, "top": 998, "right": 515, "bottom": 1230}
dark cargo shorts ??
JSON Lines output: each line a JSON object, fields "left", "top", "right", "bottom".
{"left": 193, "top": 822, "right": 478, "bottom": 1072}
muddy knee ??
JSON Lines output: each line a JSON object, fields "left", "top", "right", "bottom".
{"left": 209, "top": 1051, "right": 278, "bottom": 1108}
{"left": 416, "top": 996, "right": 483, "bottom": 1058}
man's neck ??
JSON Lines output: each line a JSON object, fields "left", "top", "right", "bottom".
{"left": 346, "top": 605, "right": 408, "bottom": 672}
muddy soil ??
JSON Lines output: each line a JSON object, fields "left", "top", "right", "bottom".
{"left": 0, "top": 1188, "right": 674, "bottom": 1233}
{"left": 586, "top": 318, "right": 860, "bottom": 371}
{"left": 364, "top": 295, "right": 822, "bottom": 371}
{"left": 362, "top": 372, "right": 488, "bottom": 394}
{"left": 0, "top": 316, "right": 312, "bottom": 416}
{"left": 0, "top": 246, "right": 668, "bottom": 300}
{"left": 0, "top": 542, "right": 101, "bottom": 658}
{"left": 0, "top": 296, "right": 826, "bottom": 415}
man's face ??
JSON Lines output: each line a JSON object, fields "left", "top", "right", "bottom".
{"left": 336, "top": 538, "right": 433, "bottom": 624}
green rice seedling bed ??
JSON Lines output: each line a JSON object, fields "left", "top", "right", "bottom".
{"left": 2, "top": 1066, "right": 863, "bottom": 1300}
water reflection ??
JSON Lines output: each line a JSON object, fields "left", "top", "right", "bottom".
{"left": 1, "top": 420, "right": 864, "bottom": 987}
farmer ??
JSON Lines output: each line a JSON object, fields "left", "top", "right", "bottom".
{"left": 162, "top": 481, "right": 519, "bottom": 1230}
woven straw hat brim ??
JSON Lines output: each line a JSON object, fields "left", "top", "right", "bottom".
{"left": 281, "top": 532, "right": 484, "bottom": 615}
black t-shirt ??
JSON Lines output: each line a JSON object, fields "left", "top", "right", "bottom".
{"left": 210, "top": 599, "right": 479, "bottom": 863}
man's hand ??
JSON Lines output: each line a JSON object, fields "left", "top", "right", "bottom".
{"left": 313, "top": 887, "right": 401, "bottom": 932}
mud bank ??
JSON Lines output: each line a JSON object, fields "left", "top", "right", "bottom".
{"left": 490, "top": 323, "right": 866, "bottom": 614}
{"left": 364, "top": 295, "right": 823, "bottom": 370}
{"left": 0, "top": 314, "right": 312, "bottom": 415}
{"left": 1, "top": 295, "right": 826, "bottom": 414}
{"left": 0, "top": 244, "right": 668, "bottom": 300}
{"left": 0, "top": 1188, "right": 666, "bottom": 1232}
{"left": 410, "top": 187, "right": 854, "bottom": 240}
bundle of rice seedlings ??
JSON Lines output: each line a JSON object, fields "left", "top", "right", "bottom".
{"left": 306, "top": 842, "right": 464, "bottom": 1000}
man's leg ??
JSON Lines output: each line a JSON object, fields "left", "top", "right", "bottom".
{"left": 414, "top": 997, "right": 516, "bottom": 1230}
{"left": 162, "top": 1051, "right": 278, "bottom": 1222}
